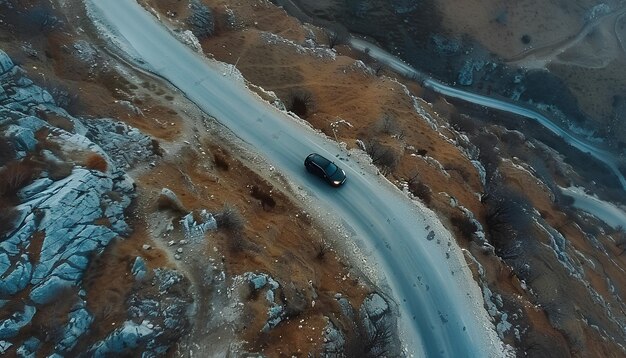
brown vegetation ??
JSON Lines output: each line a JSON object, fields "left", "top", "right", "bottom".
{"left": 84, "top": 153, "right": 108, "bottom": 172}
{"left": 215, "top": 203, "right": 244, "bottom": 232}
{"left": 213, "top": 152, "right": 229, "bottom": 171}
{"left": 0, "top": 159, "right": 37, "bottom": 198}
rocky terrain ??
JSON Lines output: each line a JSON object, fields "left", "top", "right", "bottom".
{"left": 0, "top": 0, "right": 402, "bottom": 356}
{"left": 1, "top": 0, "right": 626, "bottom": 357}
{"left": 283, "top": 0, "right": 626, "bottom": 150}
{"left": 141, "top": 0, "right": 626, "bottom": 356}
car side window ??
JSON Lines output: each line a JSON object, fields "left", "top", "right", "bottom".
{"left": 312, "top": 164, "right": 324, "bottom": 177}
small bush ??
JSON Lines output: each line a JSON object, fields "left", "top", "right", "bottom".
{"left": 47, "top": 161, "right": 73, "bottom": 180}
{"left": 151, "top": 139, "right": 165, "bottom": 157}
{"left": 408, "top": 179, "right": 432, "bottom": 205}
{"left": 372, "top": 62, "right": 384, "bottom": 76}
{"left": 450, "top": 215, "right": 478, "bottom": 240}
{"left": 315, "top": 240, "right": 329, "bottom": 260}
{"left": 474, "top": 133, "right": 501, "bottom": 177}
{"left": 449, "top": 112, "right": 477, "bottom": 134}
{"left": 344, "top": 298, "right": 396, "bottom": 358}
{"left": 484, "top": 185, "right": 533, "bottom": 257}
{"left": 365, "top": 139, "right": 399, "bottom": 174}
{"left": 250, "top": 185, "right": 276, "bottom": 210}
{"left": 0, "top": 160, "right": 36, "bottom": 197}
{"left": 0, "top": 137, "right": 15, "bottom": 166}
{"left": 375, "top": 113, "right": 400, "bottom": 136}
{"left": 228, "top": 233, "right": 245, "bottom": 253}
{"left": 84, "top": 153, "right": 108, "bottom": 172}
{"left": 216, "top": 203, "right": 244, "bottom": 232}
{"left": 286, "top": 90, "right": 315, "bottom": 118}
{"left": 213, "top": 153, "right": 229, "bottom": 171}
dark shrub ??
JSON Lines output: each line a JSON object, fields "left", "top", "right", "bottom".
{"left": 326, "top": 29, "right": 340, "bottom": 48}
{"left": 216, "top": 203, "right": 244, "bottom": 232}
{"left": 286, "top": 90, "right": 315, "bottom": 118}
{"left": 0, "top": 137, "right": 15, "bottom": 165}
{"left": 250, "top": 185, "right": 276, "bottom": 210}
{"left": 151, "top": 139, "right": 165, "bottom": 157}
{"left": 473, "top": 133, "right": 501, "bottom": 177}
{"left": 365, "top": 139, "right": 399, "bottom": 174}
{"left": 408, "top": 179, "right": 432, "bottom": 205}
{"left": 213, "top": 153, "right": 229, "bottom": 171}
{"left": 484, "top": 185, "right": 533, "bottom": 258}
{"left": 450, "top": 215, "right": 478, "bottom": 240}
{"left": 449, "top": 112, "right": 477, "bottom": 134}
{"left": 0, "top": 160, "right": 36, "bottom": 197}
{"left": 344, "top": 303, "right": 396, "bottom": 358}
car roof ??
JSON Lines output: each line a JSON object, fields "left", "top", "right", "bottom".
{"left": 309, "top": 153, "right": 331, "bottom": 167}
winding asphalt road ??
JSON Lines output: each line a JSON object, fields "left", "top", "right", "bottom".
{"left": 85, "top": 0, "right": 502, "bottom": 357}
{"left": 349, "top": 38, "right": 626, "bottom": 190}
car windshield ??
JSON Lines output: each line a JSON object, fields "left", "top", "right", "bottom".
{"left": 325, "top": 162, "right": 338, "bottom": 176}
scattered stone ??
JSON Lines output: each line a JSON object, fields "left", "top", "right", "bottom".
{"left": 322, "top": 319, "right": 345, "bottom": 355}
{"left": 0, "top": 341, "right": 12, "bottom": 355}
{"left": 83, "top": 118, "right": 157, "bottom": 169}
{"left": 187, "top": 0, "right": 215, "bottom": 39}
{"left": 142, "top": 244, "right": 152, "bottom": 250}
{"left": 158, "top": 188, "right": 187, "bottom": 213}
{"left": 15, "top": 337, "right": 40, "bottom": 357}
{"left": 131, "top": 257, "right": 148, "bottom": 281}
{"left": 180, "top": 210, "right": 216, "bottom": 240}
{"left": 89, "top": 321, "right": 155, "bottom": 356}
{"left": 56, "top": 304, "right": 93, "bottom": 352}
{"left": 0, "top": 305, "right": 36, "bottom": 339}
{"left": 457, "top": 58, "right": 485, "bottom": 86}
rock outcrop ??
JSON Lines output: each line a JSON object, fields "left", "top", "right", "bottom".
{"left": 0, "top": 48, "right": 189, "bottom": 356}
{"left": 187, "top": 0, "right": 215, "bottom": 39}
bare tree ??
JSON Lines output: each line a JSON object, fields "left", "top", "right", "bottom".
{"left": 344, "top": 311, "right": 395, "bottom": 358}
{"left": 364, "top": 139, "right": 399, "bottom": 175}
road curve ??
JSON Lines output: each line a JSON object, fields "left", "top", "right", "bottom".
{"left": 349, "top": 38, "right": 626, "bottom": 191}
{"left": 85, "top": 1, "right": 503, "bottom": 357}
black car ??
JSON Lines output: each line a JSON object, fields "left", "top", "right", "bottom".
{"left": 304, "top": 153, "right": 346, "bottom": 187}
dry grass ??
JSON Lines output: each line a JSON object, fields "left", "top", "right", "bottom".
{"left": 0, "top": 159, "right": 37, "bottom": 197}
{"left": 84, "top": 153, "right": 108, "bottom": 172}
